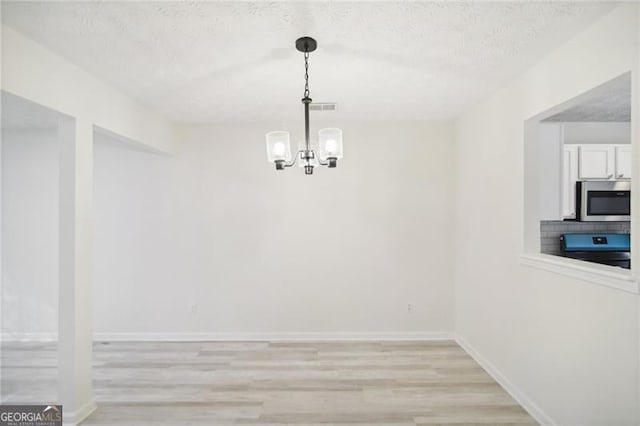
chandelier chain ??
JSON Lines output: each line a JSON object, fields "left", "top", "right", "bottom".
{"left": 303, "top": 51, "right": 310, "bottom": 98}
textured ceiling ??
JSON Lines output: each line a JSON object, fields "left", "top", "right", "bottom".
{"left": 543, "top": 77, "right": 631, "bottom": 122}
{"left": 1, "top": 1, "right": 616, "bottom": 124}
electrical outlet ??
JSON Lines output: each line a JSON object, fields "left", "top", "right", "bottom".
{"left": 407, "top": 303, "right": 414, "bottom": 313}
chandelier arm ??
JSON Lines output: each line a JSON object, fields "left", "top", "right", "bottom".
{"left": 283, "top": 150, "right": 304, "bottom": 168}
{"left": 314, "top": 151, "right": 329, "bottom": 166}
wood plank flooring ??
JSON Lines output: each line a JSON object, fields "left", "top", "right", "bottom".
{"left": 1, "top": 340, "right": 537, "bottom": 425}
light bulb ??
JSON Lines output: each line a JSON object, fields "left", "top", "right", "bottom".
{"left": 273, "top": 142, "right": 286, "bottom": 158}
{"left": 325, "top": 139, "right": 337, "bottom": 155}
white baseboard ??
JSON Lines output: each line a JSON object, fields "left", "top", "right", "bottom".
{"left": 63, "top": 398, "right": 96, "bottom": 426}
{"left": 94, "top": 331, "right": 455, "bottom": 342}
{"left": 455, "top": 334, "right": 556, "bottom": 426}
{"left": 2, "top": 331, "right": 454, "bottom": 343}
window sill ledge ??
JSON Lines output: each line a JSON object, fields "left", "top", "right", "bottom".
{"left": 519, "top": 253, "right": 638, "bottom": 294}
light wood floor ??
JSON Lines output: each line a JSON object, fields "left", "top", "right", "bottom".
{"left": 1, "top": 340, "right": 537, "bottom": 425}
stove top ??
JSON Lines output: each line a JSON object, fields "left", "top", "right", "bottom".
{"left": 560, "top": 233, "right": 630, "bottom": 269}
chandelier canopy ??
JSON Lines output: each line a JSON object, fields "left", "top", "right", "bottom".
{"left": 265, "top": 37, "right": 343, "bottom": 175}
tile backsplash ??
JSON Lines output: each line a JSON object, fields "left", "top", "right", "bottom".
{"left": 540, "top": 220, "right": 631, "bottom": 255}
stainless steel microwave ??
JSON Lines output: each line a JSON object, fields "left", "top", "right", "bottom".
{"left": 576, "top": 181, "right": 631, "bottom": 222}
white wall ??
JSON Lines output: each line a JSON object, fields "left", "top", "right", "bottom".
{"left": 93, "top": 121, "right": 455, "bottom": 337}
{"left": 563, "top": 122, "right": 631, "bottom": 144}
{"left": 1, "top": 129, "right": 58, "bottom": 336}
{"left": 454, "top": 4, "right": 638, "bottom": 426}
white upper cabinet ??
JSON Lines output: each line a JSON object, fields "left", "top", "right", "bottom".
{"left": 578, "top": 145, "right": 615, "bottom": 179}
{"left": 561, "top": 143, "right": 631, "bottom": 220}
{"left": 615, "top": 145, "right": 632, "bottom": 179}
{"left": 562, "top": 146, "right": 578, "bottom": 219}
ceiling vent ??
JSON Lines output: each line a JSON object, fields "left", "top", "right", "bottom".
{"left": 309, "top": 102, "right": 337, "bottom": 112}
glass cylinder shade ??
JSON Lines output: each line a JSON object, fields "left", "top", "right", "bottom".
{"left": 318, "top": 128, "right": 343, "bottom": 160}
{"left": 265, "top": 131, "right": 292, "bottom": 163}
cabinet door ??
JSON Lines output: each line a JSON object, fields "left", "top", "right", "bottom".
{"left": 578, "top": 145, "right": 614, "bottom": 179}
{"left": 562, "top": 146, "right": 578, "bottom": 219}
{"left": 615, "top": 145, "right": 632, "bottom": 179}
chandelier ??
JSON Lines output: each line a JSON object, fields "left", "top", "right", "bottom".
{"left": 265, "top": 37, "right": 343, "bottom": 175}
